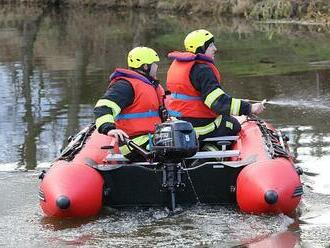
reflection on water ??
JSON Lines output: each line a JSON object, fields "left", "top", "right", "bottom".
{"left": 242, "top": 231, "right": 299, "bottom": 248}
{"left": 0, "top": 4, "right": 330, "bottom": 248}
{"left": 299, "top": 156, "right": 330, "bottom": 195}
{"left": 0, "top": 7, "right": 329, "bottom": 169}
{"left": 41, "top": 216, "right": 97, "bottom": 231}
{"left": 0, "top": 6, "right": 330, "bottom": 169}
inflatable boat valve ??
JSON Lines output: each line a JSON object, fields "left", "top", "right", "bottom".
{"left": 264, "top": 190, "right": 278, "bottom": 204}
{"left": 56, "top": 195, "right": 71, "bottom": 209}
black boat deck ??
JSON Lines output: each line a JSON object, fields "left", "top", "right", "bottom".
{"left": 95, "top": 149, "right": 256, "bottom": 209}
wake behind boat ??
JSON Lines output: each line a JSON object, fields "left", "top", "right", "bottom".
{"left": 39, "top": 118, "right": 303, "bottom": 218}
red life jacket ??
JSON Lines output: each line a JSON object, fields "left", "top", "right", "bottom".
{"left": 166, "top": 51, "right": 222, "bottom": 118}
{"left": 109, "top": 68, "right": 164, "bottom": 137}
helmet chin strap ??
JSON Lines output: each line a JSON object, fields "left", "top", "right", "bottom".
{"left": 195, "top": 37, "right": 214, "bottom": 54}
{"left": 132, "top": 64, "right": 150, "bottom": 75}
{"left": 132, "top": 65, "right": 147, "bottom": 74}
{"left": 144, "top": 64, "right": 152, "bottom": 75}
{"left": 195, "top": 46, "right": 206, "bottom": 54}
{"left": 133, "top": 65, "right": 158, "bottom": 84}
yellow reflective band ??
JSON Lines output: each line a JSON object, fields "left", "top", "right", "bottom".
{"left": 214, "top": 115, "right": 222, "bottom": 127}
{"left": 202, "top": 144, "right": 218, "bottom": 152}
{"left": 205, "top": 88, "right": 224, "bottom": 108}
{"left": 226, "top": 121, "right": 233, "bottom": 130}
{"left": 194, "top": 123, "right": 215, "bottom": 136}
{"left": 119, "top": 134, "right": 150, "bottom": 155}
{"left": 194, "top": 116, "right": 222, "bottom": 136}
{"left": 95, "top": 99, "right": 121, "bottom": 117}
{"left": 95, "top": 114, "right": 114, "bottom": 129}
{"left": 230, "top": 98, "right": 241, "bottom": 116}
{"left": 201, "top": 144, "right": 222, "bottom": 161}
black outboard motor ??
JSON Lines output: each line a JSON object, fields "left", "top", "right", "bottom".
{"left": 152, "top": 120, "right": 198, "bottom": 211}
{"left": 152, "top": 120, "right": 198, "bottom": 162}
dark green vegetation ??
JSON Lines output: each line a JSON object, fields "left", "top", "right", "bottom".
{"left": 1, "top": 4, "right": 329, "bottom": 79}
{"left": 1, "top": 0, "right": 330, "bottom": 24}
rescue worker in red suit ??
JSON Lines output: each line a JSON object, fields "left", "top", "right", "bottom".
{"left": 166, "top": 29, "right": 265, "bottom": 146}
{"left": 94, "top": 47, "right": 166, "bottom": 161}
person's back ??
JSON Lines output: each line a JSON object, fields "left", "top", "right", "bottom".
{"left": 166, "top": 29, "right": 265, "bottom": 144}
{"left": 94, "top": 47, "right": 165, "bottom": 161}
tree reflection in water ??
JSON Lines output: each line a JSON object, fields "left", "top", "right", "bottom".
{"left": 0, "top": 5, "right": 329, "bottom": 171}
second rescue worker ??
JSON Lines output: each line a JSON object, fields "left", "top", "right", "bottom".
{"left": 94, "top": 47, "right": 165, "bottom": 161}
{"left": 166, "top": 29, "right": 265, "bottom": 140}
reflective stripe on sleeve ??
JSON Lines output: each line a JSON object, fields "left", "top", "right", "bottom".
{"left": 95, "top": 114, "right": 115, "bottom": 129}
{"left": 204, "top": 88, "right": 225, "bottom": 108}
{"left": 95, "top": 99, "right": 121, "bottom": 117}
{"left": 230, "top": 98, "right": 241, "bottom": 116}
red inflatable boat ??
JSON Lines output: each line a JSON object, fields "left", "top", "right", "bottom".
{"left": 39, "top": 118, "right": 303, "bottom": 218}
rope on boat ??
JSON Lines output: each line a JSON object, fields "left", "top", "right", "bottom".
{"left": 57, "top": 123, "right": 96, "bottom": 161}
{"left": 246, "top": 115, "right": 290, "bottom": 159}
{"left": 181, "top": 160, "right": 201, "bottom": 204}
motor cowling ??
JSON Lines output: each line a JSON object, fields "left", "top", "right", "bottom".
{"left": 152, "top": 120, "right": 198, "bottom": 162}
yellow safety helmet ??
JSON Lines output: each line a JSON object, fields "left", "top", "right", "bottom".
{"left": 127, "top": 47, "right": 160, "bottom": 69}
{"left": 184, "top": 29, "right": 214, "bottom": 53}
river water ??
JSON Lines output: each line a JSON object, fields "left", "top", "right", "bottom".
{"left": 0, "top": 5, "right": 330, "bottom": 248}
